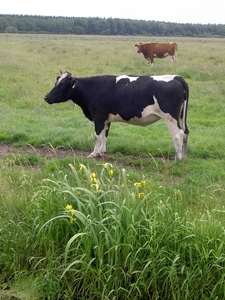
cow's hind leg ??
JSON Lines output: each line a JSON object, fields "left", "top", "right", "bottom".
{"left": 170, "top": 55, "right": 175, "bottom": 63}
{"left": 164, "top": 117, "right": 186, "bottom": 160}
{"left": 182, "top": 132, "right": 188, "bottom": 158}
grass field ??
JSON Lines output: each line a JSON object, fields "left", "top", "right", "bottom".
{"left": 0, "top": 34, "right": 225, "bottom": 299}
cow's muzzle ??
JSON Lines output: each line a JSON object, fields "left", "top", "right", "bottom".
{"left": 44, "top": 95, "right": 51, "bottom": 104}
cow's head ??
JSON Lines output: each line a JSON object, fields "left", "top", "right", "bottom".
{"left": 135, "top": 43, "right": 143, "bottom": 53}
{"left": 44, "top": 71, "right": 76, "bottom": 104}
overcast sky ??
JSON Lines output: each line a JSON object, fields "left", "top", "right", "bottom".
{"left": 1, "top": 0, "right": 225, "bottom": 25}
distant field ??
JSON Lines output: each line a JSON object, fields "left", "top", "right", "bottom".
{"left": 0, "top": 34, "right": 225, "bottom": 299}
{"left": 0, "top": 34, "right": 225, "bottom": 158}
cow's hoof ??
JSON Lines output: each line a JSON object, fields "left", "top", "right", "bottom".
{"left": 87, "top": 153, "right": 103, "bottom": 158}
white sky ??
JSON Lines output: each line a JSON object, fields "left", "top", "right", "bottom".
{"left": 1, "top": 0, "right": 225, "bottom": 25}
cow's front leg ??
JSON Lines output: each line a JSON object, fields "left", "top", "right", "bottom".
{"left": 87, "top": 122, "right": 109, "bottom": 158}
{"left": 87, "top": 133, "right": 105, "bottom": 158}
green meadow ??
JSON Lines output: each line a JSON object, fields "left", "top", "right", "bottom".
{"left": 0, "top": 34, "right": 225, "bottom": 299}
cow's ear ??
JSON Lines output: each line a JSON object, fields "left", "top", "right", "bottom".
{"left": 71, "top": 79, "right": 76, "bottom": 89}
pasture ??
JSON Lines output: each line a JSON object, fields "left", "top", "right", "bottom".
{"left": 0, "top": 34, "right": 225, "bottom": 299}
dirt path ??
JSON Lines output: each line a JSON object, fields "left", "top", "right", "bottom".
{"left": 0, "top": 142, "right": 89, "bottom": 159}
{"left": 0, "top": 142, "right": 134, "bottom": 165}
{"left": 0, "top": 142, "right": 169, "bottom": 166}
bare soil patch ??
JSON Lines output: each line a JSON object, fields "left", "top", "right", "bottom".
{"left": 0, "top": 142, "right": 90, "bottom": 160}
{"left": 0, "top": 142, "right": 132, "bottom": 165}
{"left": 0, "top": 283, "right": 40, "bottom": 300}
{"left": 0, "top": 142, "right": 169, "bottom": 166}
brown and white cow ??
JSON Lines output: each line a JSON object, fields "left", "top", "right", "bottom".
{"left": 135, "top": 42, "right": 178, "bottom": 65}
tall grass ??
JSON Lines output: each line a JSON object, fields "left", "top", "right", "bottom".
{"left": 1, "top": 157, "right": 225, "bottom": 299}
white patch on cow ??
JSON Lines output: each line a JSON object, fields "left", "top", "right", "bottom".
{"left": 89, "top": 103, "right": 161, "bottom": 158}
{"left": 150, "top": 75, "right": 177, "bottom": 82}
{"left": 108, "top": 105, "right": 160, "bottom": 126}
{"left": 154, "top": 52, "right": 169, "bottom": 58}
{"left": 107, "top": 96, "right": 186, "bottom": 160}
{"left": 107, "top": 114, "right": 124, "bottom": 123}
{"left": 57, "top": 72, "right": 70, "bottom": 84}
{"left": 116, "top": 75, "right": 139, "bottom": 83}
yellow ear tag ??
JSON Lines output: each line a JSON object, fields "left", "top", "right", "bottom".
{"left": 72, "top": 83, "right": 76, "bottom": 89}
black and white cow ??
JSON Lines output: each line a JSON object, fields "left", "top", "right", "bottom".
{"left": 44, "top": 71, "right": 189, "bottom": 160}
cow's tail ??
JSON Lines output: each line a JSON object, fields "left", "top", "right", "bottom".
{"left": 176, "top": 76, "right": 189, "bottom": 134}
{"left": 181, "top": 79, "right": 189, "bottom": 135}
{"left": 174, "top": 43, "right": 178, "bottom": 60}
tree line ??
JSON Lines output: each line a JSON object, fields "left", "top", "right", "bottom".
{"left": 1, "top": 14, "right": 225, "bottom": 37}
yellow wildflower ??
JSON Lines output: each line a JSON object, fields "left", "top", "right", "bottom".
{"left": 134, "top": 180, "right": 146, "bottom": 188}
{"left": 91, "top": 183, "right": 100, "bottom": 191}
{"left": 134, "top": 182, "right": 142, "bottom": 188}
{"left": 103, "top": 163, "right": 113, "bottom": 169}
{"left": 138, "top": 193, "right": 145, "bottom": 199}
{"left": 108, "top": 169, "right": 113, "bottom": 176}
{"left": 65, "top": 204, "right": 76, "bottom": 223}
{"left": 90, "top": 172, "right": 97, "bottom": 182}
{"left": 141, "top": 180, "right": 146, "bottom": 187}
{"left": 138, "top": 192, "right": 145, "bottom": 199}
{"left": 66, "top": 204, "right": 75, "bottom": 215}
{"left": 66, "top": 204, "right": 72, "bottom": 210}
{"left": 70, "top": 217, "right": 77, "bottom": 224}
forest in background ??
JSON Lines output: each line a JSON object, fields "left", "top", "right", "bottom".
{"left": 1, "top": 14, "right": 225, "bottom": 37}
